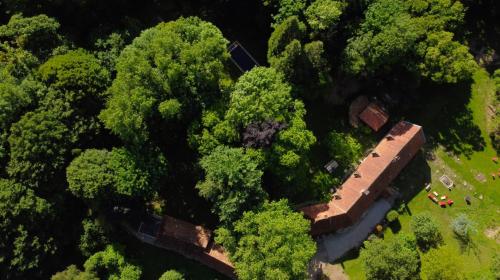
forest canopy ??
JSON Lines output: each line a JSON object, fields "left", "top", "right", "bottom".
{"left": 0, "top": 0, "right": 496, "bottom": 278}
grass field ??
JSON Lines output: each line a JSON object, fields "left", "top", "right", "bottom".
{"left": 342, "top": 69, "right": 500, "bottom": 279}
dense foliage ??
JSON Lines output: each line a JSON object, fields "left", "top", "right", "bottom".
{"left": 410, "top": 212, "right": 442, "bottom": 250}
{"left": 197, "top": 146, "right": 267, "bottom": 225}
{"left": 216, "top": 200, "right": 316, "bottom": 280}
{"left": 0, "top": 0, "right": 494, "bottom": 278}
{"left": 159, "top": 270, "right": 185, "bottom": 280}
{"left": 360, "top": 235, "right": 421, "bottom": 280}
{"left": 0, "top": 179, "right": 57, "bottom": 279}
{"left": 100, "top": 16, "right": 230, "bottom": 145}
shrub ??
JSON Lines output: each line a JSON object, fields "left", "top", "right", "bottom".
{"left": 451, "top": 214, "right": 476, "bottom": 244}
{"left": 386, "top": 210, "right": 399, "bottom": 223}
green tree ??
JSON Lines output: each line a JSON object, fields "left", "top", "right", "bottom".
{"left": 343, "top": 0, "right": 420, "bottom": 75}
{"left": 197, "top": 145, "right": 267, "bottom": 225}
{"left": 267, "top": 16, "right": 306, "bottom": 60}
{"left": 0, "top": 179, "right": 57, "bottom": 279}
{"left": 37, "top": 50, "right": 111, "bottom": 143}
{"left": 263, "top": 0, "right": 307, "bottom": 26}
{"left": 410, "top": 212, "right": 442, "bottom": 250}
{"left": 0, "top": 42, "right": 39, "bottom": 79}
{"left": 326, "top": 131, "right": 362, "bottom": 167}
{"left": 421, "top": 247, "right": 465, "bottom": 280}
{"left": 38, "top": 49, "right": 110, "bottom": 99}
{"left": 0, "top": 79, "right": 33, "bottom": 160}
{"left": 225, "top": 67, "right": 316, "bottom": 172}
{"left": 100, "top": 17, "right": 230, "bottom": 144}
{"left": 360, "top": 234, "right": 421, "bottom": 280}
{"left": 226, "top": 67, "right": 294, "bottom": 127}
{"left": 216, "top": 200, "right": 316, "bottom": 280}
{"left": 416, "top": 31, "right": 477, "bottom": 83}
{"left": 0, "top": 14, "right": 61, "bottom": 59}
{"left": 408, "top": 0, "right": 465, "bottom": 31}
{"left": 79, "top": 218, "right": 110, "bottom": 257}
{"left": 66, "top": 148, "right": 167, "bottom": 204}
{"left": 83, "top": 244, "right": 141, "bottom": 280}
{"left": 268, "top": 16, "right": 332, "bottom": 93}
{"left": 305, "top": 0, "right": 346, "bottom": 34}
{"left": 159, "top": 270, "right": 184, "bottom": 280}
{"left": 7, "top": 109, "right": 69, "bottom": 188}
{"left": 94, "top": 32, "right": 128, "bottom": 73}
{"left": 51, "top": 265, "right": 98, "bottom": 280}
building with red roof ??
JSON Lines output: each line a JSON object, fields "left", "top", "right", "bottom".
{"left": 359, "top": 103, "right": 389, "bottom": 131}
{"left": 301, "top": 121, "right": 425, "bottom": 235}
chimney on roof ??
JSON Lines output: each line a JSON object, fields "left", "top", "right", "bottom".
{"left": 392, "top": 155, "right": 400, "bottom": 163}
{"left": 354, "top": 171, "right": 361, "bottom": 178}
{"left": 386, "top": 135, "right": 394, "bottom": 141}
{"left": 362, "top": 190, "right": 370, "bottom": 196}
{"left": 372, "top": 151, "right": 380, "bottom": 157}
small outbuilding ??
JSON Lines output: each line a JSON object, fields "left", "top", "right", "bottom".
{"left": 359, "top": 103, "right": 389, "bottom": 132}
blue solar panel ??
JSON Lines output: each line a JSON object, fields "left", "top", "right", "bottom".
{"left": 228, "top": 42, "right": 259, "bottom": 72}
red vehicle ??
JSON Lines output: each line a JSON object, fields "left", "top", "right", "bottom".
{"left": 428, "top": 193, "right": 439, "bottom": 203}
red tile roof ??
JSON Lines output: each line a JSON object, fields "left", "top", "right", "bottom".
{"left": 301, "top": 121, "right": 425, "bottom": 235}
{"left": 359, "top": 103, "right": 389, "bottom": 131}
{"left": 157, "top": 215, "right": 212, "bottom": 249}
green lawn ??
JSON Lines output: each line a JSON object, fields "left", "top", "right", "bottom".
{"left": 342, "top": 69, "right": 500, "bottom": 279}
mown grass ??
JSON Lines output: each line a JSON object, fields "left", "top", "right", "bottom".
{"left": 342, "top": 69, "right": 500, "bottom": 279}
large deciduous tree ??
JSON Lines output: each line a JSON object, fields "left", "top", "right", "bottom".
{"left": 416, "top": 31, "right": 477, "bottom": 83}
{"left": 37, "top": 49, "right": 111, "bottom": 143}
{"left": 38, "top": 49, "right": 110, "bottom": 99}
{"left": 305, "top": 0, "right": 346, "bottom": 34}
{"left": 7, "top": 109, "right": 69, "bottom": 189}
{"left": 360, "top": 235, "right": 421, "bottom": 280}
{"left": 197, "top": 145, "right": 266, "bottom": 225}
{"left": 267, "top": 17, "right": 330, "bottom": 92}
{"left": 343, "top": 0, "right": 476, "bottom": 83}
{"left": 0, "top": 179, "right": 57, "bottom": 279}
{"left": 66, "top": 148, "right": 166, "bottom": 205}
{"left": 225, "top": 67, "right": 316, "bottom": 171}
{"left": 0, "top": 14, "right": 61, "bottom": 59}
{"left": 0, "top": 79, "right": 33, "bottom": 161}
{"left": 215, "top": 199, "right": 316, "bottom": 280}
{"left": 100, "top": 17, "right": 230, "bottom": 145}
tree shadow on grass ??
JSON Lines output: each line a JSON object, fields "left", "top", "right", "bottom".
{"left": 395, "top": 80, "right": 486, "bottom": 159}
{"left": 455, "top": 234, "right": 481, "bottom": 258}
